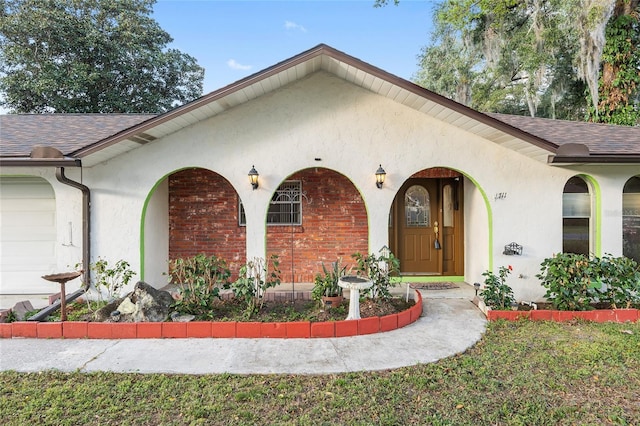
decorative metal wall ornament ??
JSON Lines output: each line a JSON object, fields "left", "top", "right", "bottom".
{"left": 503, "top": 242, "right": 523, "bottom": 256}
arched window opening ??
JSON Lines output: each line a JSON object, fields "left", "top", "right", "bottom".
{"left": 563, "top": 176, "right": 591, "bottom": 255}
{"left": 623, "top": 176, "right": 640, "bottom": 263}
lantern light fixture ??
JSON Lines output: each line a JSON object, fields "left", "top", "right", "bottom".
{"left": 248, "top": 165, "right": 259, "bottom": 190}
{"left": 375, "top": 165, "right": 386, "bottom": 189}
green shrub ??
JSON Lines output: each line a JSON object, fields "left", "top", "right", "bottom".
{"left": 168, "top": 254, "right": 231, "bottom": 319}
{"left": 352, "top": 248, "right": 400, "bottom": 301}
{"left": 591, "top": 254, "right": 640, "bottom": 309}
{"left": 537, "top": 253, "right": 596, "bottom": 311}
{"left": 537, "top": 253, "right": 640, "bottom": 310}
{"left": 230, "top": 255, "right": 281, "bottom": 319}
{"left": 480, "top": 265, "right": 516, "bottom": 310}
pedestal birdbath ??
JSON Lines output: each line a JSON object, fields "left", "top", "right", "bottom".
{"left": 41, "top": 271, "right": 82, "bottom": 321}
{"left": 338, "top": 275, "right": 373, "bottom": 320}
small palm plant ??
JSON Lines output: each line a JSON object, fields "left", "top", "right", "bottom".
{"left": 312, "top": 260, "right": 347, "bottom": 306}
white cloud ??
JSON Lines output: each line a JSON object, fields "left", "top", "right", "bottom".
{"left": 226, "top": 59, "right": 252, "bottom": 71}
{"left": 284, "top": 20, "right": 307, "bottom": 33}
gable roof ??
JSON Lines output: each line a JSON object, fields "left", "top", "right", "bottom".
{"left": 1, "top": 44, "right": 639, "bottom": 167}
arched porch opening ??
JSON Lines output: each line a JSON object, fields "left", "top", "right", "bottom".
{"left": 265, "top": 168, "right": 368, "bottom": 283}
{"left": 389, "top": 168, "right": 464, "bottom": 276}
{"left": 388, "top": 167, "right": 491, "bottom": 280}
{"left": 142, "top": 167, "right": 245, "bottom": 287}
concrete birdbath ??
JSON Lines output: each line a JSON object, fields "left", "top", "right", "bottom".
{"left": 338, "top": 275, "right": 373, "bottom": 320}
{"left": 41, "top": 271, "right": 82, "bottom": 321}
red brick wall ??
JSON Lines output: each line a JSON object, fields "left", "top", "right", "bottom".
{"left": 168, "top": 168, "right": 246, "bottom": 278}
{"left": 411, "top": 168, "right": 462, "bottom": 178}
{"left": 267, "top": 168, "right": 369, "bottom": 283}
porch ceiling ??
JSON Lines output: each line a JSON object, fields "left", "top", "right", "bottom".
{"left": 76, "top": 45, "right": 555, "bottom": 167}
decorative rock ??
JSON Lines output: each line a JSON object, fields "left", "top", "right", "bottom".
{"left": 11, "top": 300, "right": 34, "bottom": 321}
{"left": 128, "top": 282, "right": 174, "bottom": 322}
{"left": 94, "top": 297, "right": 125, "bottom": 322}
{"left": 110, "top": 310, "right": 121, "bottom": 322}
{"left": 94, "top": 281, "right": 174, "bottom": 322}
{"left": 117, "top": 297, "right": 136, "bottom": 314}
{"left": 170, "top": 312, "right": 195, "bottom": 322}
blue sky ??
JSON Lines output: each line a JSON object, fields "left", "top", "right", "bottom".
{"left": 152, "top": 0, "right": 437, "bottom": 94}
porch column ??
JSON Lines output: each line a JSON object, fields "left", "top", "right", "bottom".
{"left": 243, "top": 189, "right": 268, "bottom": 263}
{"left": 367, "top": 191, "right": 394, "bottom": 255}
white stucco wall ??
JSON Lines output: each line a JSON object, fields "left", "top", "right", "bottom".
{"left": 5, "top": 71, "right": 637, "bottom": 301}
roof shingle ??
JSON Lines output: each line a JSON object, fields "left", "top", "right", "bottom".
{"left": 0, "top": 114, "right": 155, "bottom": 157}
{"left": 488, "top": 113, "right": 640, "bottom": 155}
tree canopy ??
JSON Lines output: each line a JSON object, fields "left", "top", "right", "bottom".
{"left": 377, "top": 0, "right": 640, "bottom": 125}
{"left": 0, "top": 0, "right": 205, "bottom": 113}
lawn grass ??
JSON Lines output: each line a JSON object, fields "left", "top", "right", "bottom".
{"left": 1, "top": 320, "right": 639, "bottom": 425}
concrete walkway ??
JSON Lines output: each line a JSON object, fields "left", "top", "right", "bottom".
{"left": 0, "top": 285, "right": 486, "bottom": 375}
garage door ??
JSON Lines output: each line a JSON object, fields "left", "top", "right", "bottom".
{"left": 1, "top": 177, "right": 57, "bottom": 294}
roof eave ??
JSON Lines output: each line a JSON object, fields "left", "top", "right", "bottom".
{"left": 0, "top": 157, "right": 81, "bottom": 167}
{"left": 70, "top": 44, "right": 561, "bottom": 160}
{"left": 549, "top": 155, "right": 640, "bottom": 164}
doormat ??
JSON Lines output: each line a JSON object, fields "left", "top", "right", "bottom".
{"left": 409, "top": 282, "right": 459, "bottom": 290}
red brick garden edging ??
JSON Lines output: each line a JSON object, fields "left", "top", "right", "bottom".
{"left": 486, "top": 307, "right": 639, "bottom": 323}
{"left": 0, "top": 291, "right": 423, "bottom": 339}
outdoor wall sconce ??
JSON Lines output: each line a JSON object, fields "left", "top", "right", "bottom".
{"left": 503, "top": 242, "right": 523, "bottom": 256}
{"left": 375, "top": 165, "right": 386, "bottom": 189}
{"left": 248, "top": 165, "right": 259, "bottom": 190}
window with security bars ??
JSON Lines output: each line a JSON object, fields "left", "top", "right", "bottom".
{"left": 239, "top": 180, "right": 302, "bottom": 226}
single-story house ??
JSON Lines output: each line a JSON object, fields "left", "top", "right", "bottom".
{"left": 1, "top": 44, "right": 639, "bottom": 304}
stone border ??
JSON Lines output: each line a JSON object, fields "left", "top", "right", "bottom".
{"left": 0, "top": 291, "right": 423, "bottom": 339}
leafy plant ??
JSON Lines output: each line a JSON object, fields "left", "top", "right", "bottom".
{"left": 537, "top": 253, "right": 640, "bottom": 311}
{"left": 90, "top": 258, "right": 135, "bottom": 300}
{"left": 311, "top": 260, "right": 347, "bottom": 305}
{"left": 230, "top": 255, "right": 281, "bottom": 319}
{"left": 168, "top": 254, "right": 231, "bottom": 319}
{"left": 537, "top": 253, "right": 600, "bottom": 311}
{"left": 587, "top": 254, "right": 640, "bottom": 309}
{"left": 4, "top": 310, "right": 17, "bottom": 323}
{"left": 352, "top": 248, "right": 400, "bottom": 301}
{"left": 480, "top": 265, "right": 516, "bottom": 310}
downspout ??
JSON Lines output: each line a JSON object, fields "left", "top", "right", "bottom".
{"left": 55, "top": 167, "right": 90, "bottom": 288}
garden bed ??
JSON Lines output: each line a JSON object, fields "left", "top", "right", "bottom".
{"left": 0, "top": 291, "right": 423, "bottom": 339}
{"left": 476, "top": 298, "right": 639, "bottom": 323}
{"left": 486, "top": 308, "right": 639, "bottom": 322}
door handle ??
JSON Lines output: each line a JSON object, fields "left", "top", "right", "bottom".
{"left": 433, "top": 221, "right": 441, "bottom": 249}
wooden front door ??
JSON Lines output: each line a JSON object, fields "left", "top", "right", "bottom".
{"left": 390, "top": 178, "right": 464, "bottom": 275}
